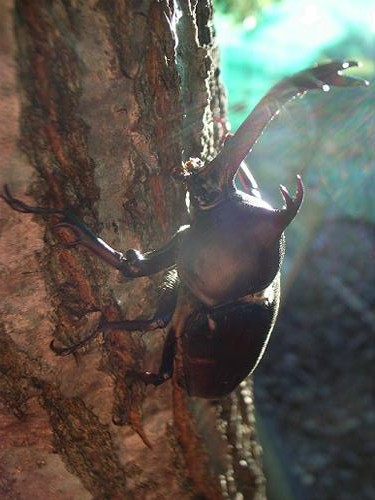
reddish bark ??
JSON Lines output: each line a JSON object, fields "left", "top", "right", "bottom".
{"left": 0, "top": 1, "right": 265, "bottom": 498}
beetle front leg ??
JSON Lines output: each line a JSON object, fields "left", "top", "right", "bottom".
{"left": 1, "top": 185, "right": 125, "bottom": 269}
{"left": 120, "top": 224, "right": 189, "bottom": 277}
{"left": 1, "top": 185, "right": 190, "bottom": 277}
{"left": 1, "top": 185, "right": 65, "bottom": 215}
{"left": 56, "top": 217, "right": 189, "bottom": 277}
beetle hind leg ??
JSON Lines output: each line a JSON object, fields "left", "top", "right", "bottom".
{"left": 138, "top": 329, "right": 175, "bottom": 387}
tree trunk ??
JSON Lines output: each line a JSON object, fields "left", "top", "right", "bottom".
{"left": 0, "top": 1, "right": 265, "bottom": 498}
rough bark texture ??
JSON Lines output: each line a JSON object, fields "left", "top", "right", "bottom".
{"left": 0, "top": 1, "right": 265, "bottom": 498}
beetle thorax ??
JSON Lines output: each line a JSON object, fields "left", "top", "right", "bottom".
{"left": 178, "top": 196, "right": 285, "bottom": 307}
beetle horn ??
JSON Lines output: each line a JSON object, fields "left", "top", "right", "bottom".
{"left": 193, "top": 61, "right": 369, "bottom": 196}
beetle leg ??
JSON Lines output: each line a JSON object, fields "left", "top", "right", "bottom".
{"left": 53, "top": 221, "right": 190, "bottom": 277}
{"left": 102, "top": 314, "right": 172, "bottom": 334}
{"left": 1, "top": 184, "right": 64, "bottom": 215}
{"left": 56, "top": 217, "right": 190, "bottom": 277}
{"left": 55, "top": 211, "right": 128, "bottom": 269}
{"left": 1, "top": 185, "right": 190, "bottom": 276}
{"left": 120, "top": 225, "right": 189, "bottom": 277}
{"left": 50, "top": 325, "right": 102, "bottom": 357}
{"left": 50, "top": 311, "right": 174, "bottom": 356}
{"left": 1, "top": 185, "right": 125, "bottom": 269}
{"left": 138, "top": 329, "right": 176, "bottom": 386}
{"left": 50, "top": 270, "right": 179, "bottom": 356}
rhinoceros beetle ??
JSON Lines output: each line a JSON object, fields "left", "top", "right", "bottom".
{"left": 2, "top": 61, "right": 368, "bottom": 398}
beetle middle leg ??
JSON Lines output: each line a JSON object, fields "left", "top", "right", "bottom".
{"left": 49, "top": 312, "right": 174, "bottom": 356}
{"left": 50, "top": 269, "right": 179, "bottom": 356}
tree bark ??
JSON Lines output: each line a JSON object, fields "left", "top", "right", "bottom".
{"left": 0, "top": 1, "right": 265, "bottom": 498}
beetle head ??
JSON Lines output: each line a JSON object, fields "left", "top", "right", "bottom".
{"left": 182, "top": 157, "right": 304, "bottom": 236}
{"left": 181, "top": 157, "right": 233, "bottom": 211}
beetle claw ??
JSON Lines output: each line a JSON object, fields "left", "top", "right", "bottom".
{"left": 50, "top": 339, "right": 78, "bottom": 356}
{"left": 1, "top": 185, "right": 37, "bottom": 213}
{"left": 1, "top": 184, "right": 64, "bottom": 215}
{"left": 50, "top": 315, "right": 102, "bottom": 356}
{"left": 1, "top": 185, "right": 31, "bottom": 213}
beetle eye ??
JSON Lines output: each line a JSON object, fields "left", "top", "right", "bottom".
{"left": 201, "top": 190, "right": 219, "bottom": 205}
{"left": 190, "top": 182, "right": 221, "bottom": 208}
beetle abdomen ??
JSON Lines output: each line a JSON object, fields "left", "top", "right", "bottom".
{"left": 181, "top": 278, "right": 280, "bottom": 398}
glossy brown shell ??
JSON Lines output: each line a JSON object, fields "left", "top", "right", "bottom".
{"left": 180, "top": 277, "right": 280, "bottom": 399}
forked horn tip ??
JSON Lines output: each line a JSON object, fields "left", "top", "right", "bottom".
{"left": 296, "top": 174, "right": 304, "bottom": 199}
{"left": 342, "top": 61, "right": 358, "bottom": 69}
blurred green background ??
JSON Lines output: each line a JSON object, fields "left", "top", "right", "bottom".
{"left": 214, "top": 0, "right": 374, "bottom": 223}
{"left": 213, "top": 2, "right": 374, "bottom": 500}
{"left": 215, "top": 0, "right": 374, "bottom": 126}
